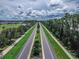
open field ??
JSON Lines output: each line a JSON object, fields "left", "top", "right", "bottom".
{"left": 0, "top": 24, "right": 21, "bottom": 31}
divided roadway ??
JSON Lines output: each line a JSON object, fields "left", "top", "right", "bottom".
{"left": 16, "top": 23, "right": 55, "bottom": 59}
{"left": 3, "top": 23, "right": 56, "bottom": 59}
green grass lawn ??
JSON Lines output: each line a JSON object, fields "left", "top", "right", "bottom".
{"left": 43, "top": 26, "right": 70, "bottom": 59}
{"left": 3, "top": 25, "right": 35, "bottom": 59}
{"left": 0, "top": 24, "right": 21, "bottom": 31}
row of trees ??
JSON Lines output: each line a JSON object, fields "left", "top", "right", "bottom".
{"left": 0, "top": 22, "right": 35, "bottom": 49}
{"left": 43, "top": 13, "right": 79, "bottom": 58}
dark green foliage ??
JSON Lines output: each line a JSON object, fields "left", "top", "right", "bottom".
{"left": 0, "top": 22, "right": 35, "bottom": 49}
{"left": 3, "top": 26, "right": 34, "bottom": 59}
{"left": 32, "top": 25, "right": 41, "bottom": 57}
{"left": 42, "top": 13, "right": 79, "bottom": 58}
{"left": 32, "top": 40, "right": 41, "bottom": 56}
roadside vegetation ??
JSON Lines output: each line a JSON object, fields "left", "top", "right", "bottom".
{"left": 31, "top": 24, "right": 42, "bottom": 59}
{"left": 3, "top": 25, "right": 35, "bottom": 59}
{"left": 42, "top": 13, "right": 79, "bottom": 58}
{"left": 0, "top": 22, "right": 35, "bottom": 52}
{"left": 43, "top": 25, "right": 70, "bottom": 59}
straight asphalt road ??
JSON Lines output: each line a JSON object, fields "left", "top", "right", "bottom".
{"left": 16, "top": 25, "right": 37, "bottom": 59}
{"left": 40, "top": 24, "right": 55, "bottom": 59}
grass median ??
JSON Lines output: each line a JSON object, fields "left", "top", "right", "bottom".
{"left": 3, "top": 25, "right": 35, "bottom": 59}
{"left": 42, "top": 25, "right": 70, "bottom": 59}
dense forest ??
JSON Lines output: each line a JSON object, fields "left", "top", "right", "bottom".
{"left": 42, "top": 13, "right": 79, "bottom": 58}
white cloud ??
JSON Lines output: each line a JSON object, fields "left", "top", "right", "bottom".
{"left": 0, "top": 0, "right": 79, "bottom": 20}
{"left": 48, "top": 0, "right": 63, "bottom": 4}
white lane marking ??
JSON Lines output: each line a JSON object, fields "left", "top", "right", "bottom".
{"left": 2, "top": 25, "right": 34, "bottom": 56}
{"left": 18, "top": 25, "right": 37, "bottom": 59}
{"left": 42, "top": 23, "right": 74, "bottom": 59}
{"left": 18, "top": 38, "right": 30, "bottom": 59}
{"left": 41, "top": 25, "right": 55, "bottom": 59}
{"left": 27, "top": 24, "right": 37, "bottom": 59}
{"left": 40, "top": 24, "right": 45, "bottom": 59}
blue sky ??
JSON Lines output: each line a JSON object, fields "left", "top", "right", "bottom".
{"left": 0, "top": 0, "right": 79, "bottom": 20}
